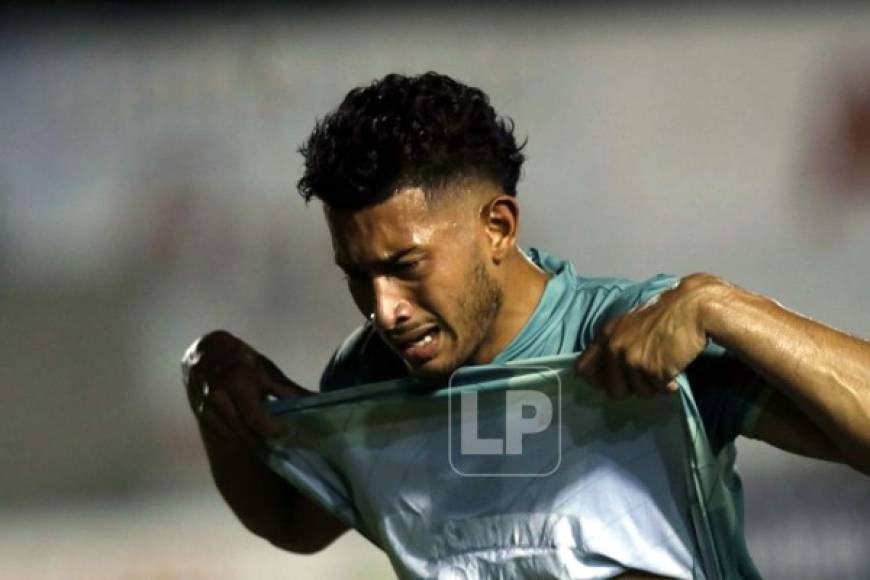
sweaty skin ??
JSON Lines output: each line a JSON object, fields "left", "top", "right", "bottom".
{"left": 575, "top": 273, "right": 870, "bottom": 475}
{"left": 183, "top": 330, "right": 348, "bottom": 553}
{"left": 187, "top": 178, "right": 870, "bottom": 564}
{"left": 325, "top": 181, "right": 549, "bottom": 378}
{"left": 186, "top": 180, "right": 552, "bottom": 554}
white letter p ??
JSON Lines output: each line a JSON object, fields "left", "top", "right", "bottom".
{"left": 504, "top": 390, "right": 553, "bottom": 455}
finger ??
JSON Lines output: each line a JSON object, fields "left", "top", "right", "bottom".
{"left": 256, "top": 353, "right": 310, "bottom": 399}
{"left": 604, "top": 351, "right": 629, "bottom": 400}
{"left": 182, "top": 330, "right": 243, "bottom": 403}
{"left": 202, "top": 389, "right": 262, "bottom": 453}
{"left": 195, "top": 330, "right": 242, "bottom": 370}
{"left": 575, "top": 342, "right": 602, "bottom": 380}
{"left": 195, "top": 331, "right": 261, "bottom": 386}
{"left": 185, "top": 359, "right": 242, "bottom": 415}
{"left": 225, "top": 367, "right": 290, "bottom": 439}
{"left": 181, "top": 336, "right": 205, "bottom": 389}
{"left": 648, "top": 366, "right": 681, "bottom": 395}
{"left": 183, "top": 371, "right": 201, "bottom": 413}
{"left": 626, "top": 366, "right": 656, "bottom": 397}
{"left": 196, "top": 398, "right": 234, "bottom": 441}
{"left": 184, "top": 362, "right": 214, "bottom": 414}
{"left": 576, "top": 344, "right": 609, "bottom": 394}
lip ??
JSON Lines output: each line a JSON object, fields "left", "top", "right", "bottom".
{"left": 388, "top": 324, "right": 438, "bottom": 348}
{"left": 388, "top": 325, "right": 441, "bottom": 365}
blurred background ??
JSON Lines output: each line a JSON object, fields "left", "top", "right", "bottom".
{"left": 2, "top": 2, "right": 870, "bottom": 578}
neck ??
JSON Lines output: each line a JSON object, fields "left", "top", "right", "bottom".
{"left": 469, "top": 247, "right": 550, "bottom": 364}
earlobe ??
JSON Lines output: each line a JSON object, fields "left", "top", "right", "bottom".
{"left": 482, "top": 196, "right": 519, "bottom": 263}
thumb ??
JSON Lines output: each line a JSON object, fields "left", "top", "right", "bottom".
{"left": 256, "top": 353, "right": 310, "bottom": 399}
{"left": 575, "top": 342, "right": 601, "bottom": 376}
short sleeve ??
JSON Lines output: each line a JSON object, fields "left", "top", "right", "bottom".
{"left": 318, "top": 322, "right": 408, "bottom": 392}
{"left": 685, "top": 342, "right": 772, "bottom": 455}
{"left": 318, "top": 348, "right": 341, "bottom": 393}
{"left": 592, "top": 274, "right": 681, "bottom": 336}
{"left": 591, "top": 274, "right": 772, "bottom": 456}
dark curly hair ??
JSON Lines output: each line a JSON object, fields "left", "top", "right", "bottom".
{"left": 297, "top": 72, "right": 526, "bottom": 210}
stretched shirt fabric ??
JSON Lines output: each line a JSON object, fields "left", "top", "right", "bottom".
{"left": 264, "top": 249, "right": 768, "bottom": 579}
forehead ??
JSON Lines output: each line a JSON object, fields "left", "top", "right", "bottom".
{"left": 326, "top": 187, "right": 465, "bottom": 264}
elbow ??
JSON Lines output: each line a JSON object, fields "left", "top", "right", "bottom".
{"left": 847, "top": 420, "right": 870, "bottom": 477}
{"left": 844, "top": 457, "right": 870, "bottom": 478}
{"left": 230, "top": 514, "right": 326, "bottom": 554}
{"left": 238, "top": 521, "right": 326, "bottom": 554}
{"left": 266, "top": 526, "right": 345, "bottom": 554}
{"left": 845, "top": 452, "right": 870, "bottom": 478}
{"left": 269, "top": 536, "right": 328, "bottom": 555}
{"left": 835, "top": 433, "right": 870, "bottom": 477}
{"left": 256, "top": 519, "right": 348, "bottom": 555}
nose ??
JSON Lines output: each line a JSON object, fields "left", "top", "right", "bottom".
{"left": 371, "top": 275, "right": 412, "bottom": 331}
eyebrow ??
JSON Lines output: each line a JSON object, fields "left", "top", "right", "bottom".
{"left": 335, "top": 246, "right": 418, "bottom": 272}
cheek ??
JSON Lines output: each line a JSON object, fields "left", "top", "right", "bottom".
{"left": 416, "top": 275, "right": 470, "bottom": 330}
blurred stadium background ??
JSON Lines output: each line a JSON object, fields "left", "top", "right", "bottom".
{"left": 2, "top": 3, "right": 870, "bottom": 578}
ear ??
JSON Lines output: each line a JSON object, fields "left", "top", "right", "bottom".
{"left": 480, "top": 195, "right": 519, "bottom": 264}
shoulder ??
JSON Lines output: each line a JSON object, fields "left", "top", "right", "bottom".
{"left": 319, "top": 322, "right": 408, "bottom": 392}
{"left": 529, "top": 248, "right": 678, "bottom": 318}
{"left": 570, "top": 273, "right": 681, "bottom": 348}
{"left": 582, "top": 273, "right": 680, "bottom": 313}
{"left": 524, "top": 248, "right": 682, "bottom": 351}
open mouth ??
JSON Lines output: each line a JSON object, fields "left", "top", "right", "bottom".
{"left": 395, "top": 327, "right": 441, "bottom": 365}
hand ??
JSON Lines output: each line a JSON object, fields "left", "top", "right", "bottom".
{"left": 575, "top": 274, "right": 716, "bottom": 399}
{"left": 181, "top": 330, "right": 309, "bottom": 452}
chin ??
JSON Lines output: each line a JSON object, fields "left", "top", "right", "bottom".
{"left": 407, "top": 363, "right": 449, "bottom": 380}
{"left": 405, "top": 356, "right": 459, "bottom": 381}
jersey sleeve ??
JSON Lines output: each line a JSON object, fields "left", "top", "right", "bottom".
{"left": 319, "top": 322, "right": 408, "bottom": 392}
{"left": 590, "top": 274, "right": 772, "bottom": 456}
{"left": 318, "top": 348, "right": 341, "bottom": 393}
{"left": 685, "top": 344, "right": 772, "bottom": 455}
{"left": 318, "top": 324, "right": 368, "bottom": 392}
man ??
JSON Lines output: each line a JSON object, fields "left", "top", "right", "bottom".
{"left": 183, "top": 72, "right": 870, "bottom": 575}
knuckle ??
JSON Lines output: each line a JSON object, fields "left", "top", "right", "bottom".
{"left": 241, "top": 412, "right": 262, "bottom": 434}
{"left": 199, "top": 330, "right": 253, "bottom": 365}
{"left": 602, "top": 339, "right": 621, "bottom": 358}
{"left": 225, "top": 365, "right": 260, "bottom": 393}
{"left": 206, "top": 391, "right": 234, "bottom": 423}
{"left": 199, "top": 329, "right": 236, "bottom": 349}
{"left": 181, "top": 336, "right": 207, "bottom": 386}
{"left": 184, "top": 334, "right": 223, "bottom": 372}
{"left": 601, "top": 319, "right": 617, "bottom": 337}
{"left": 235, "top": 399, "right": 263, "bottom": 429}
{"left": 623, "top": 350, "right": 643, "bottom": 369}
{"left": 194, "top": 332, "right": 235, "bottom": 365}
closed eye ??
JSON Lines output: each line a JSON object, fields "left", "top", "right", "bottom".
{"left": 337, "top": 255, "right": 424, "bottom": 282}
{"left": 390, "top": 259, "right": 426, "bottom": 278}
{"left": 393, "top": 261, "right": 417, "bottom": 272}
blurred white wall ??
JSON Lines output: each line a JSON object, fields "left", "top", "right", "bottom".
{"left": 2, "top": 4, "right": 869, "bottom": 578}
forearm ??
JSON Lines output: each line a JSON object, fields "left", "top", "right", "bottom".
{"left": 200, "top": 425, "right": 348, "bottom": 553}
{"left": 697, "top": 276, "right": 870, "bottom": 471}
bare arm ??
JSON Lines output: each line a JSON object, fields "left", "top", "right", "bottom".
{"left": 197, "top": 417, "right": 348, "bottom": 553}
{"left": 183, "top": 331, "right": 349, "bottom": 552}
{"left": 698, "top": 276, "right": 870, "bottom": 474}
{"left": 576, "top": 274, "right": 870, "bottom": 475}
